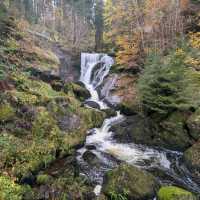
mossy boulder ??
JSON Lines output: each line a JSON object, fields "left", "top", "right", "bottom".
{"left": 0, "top": 103, "right": 15, "bottom": 122}
{"left": 102, "top": 164, "right": 159, "bottom": 200}
{"left": 110, "top": 115, "right": 152, "bottom": 144}
{"left": 64, "top": 82, "right": 90, "bottom": 101}
{"left": 187, "top": 108, "right": 200, "bottom": 140}
{"left": 157, "top": 112, "right": 193, "bottom": 151}
{"left": 82, "top": 151, "right": 101, "bottom": 167}
{"left": 117, "top": 102, "right": 137, "bottom": 116}
{"left": 157, "top": 186, "right": 197, "bottom": 200}
{"left": 103, "top": 108, "right": 116, "bottom": 118}
{"left": 183, "top": 140, "right": 200, "bottom": 182}
{"left": 36, "top": 174, "right": 51, "bottom": 185}
{"left": 0, "top": 175, "right": 33, "bottom": 200}
{"left": 111, "top": 111, "right": 193, "bottom": 151}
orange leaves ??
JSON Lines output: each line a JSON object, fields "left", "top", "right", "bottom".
{"left": 116, "top": 34, "right": 142, "bottom": 70}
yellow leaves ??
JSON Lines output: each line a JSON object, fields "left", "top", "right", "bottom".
{"left": 184, "top": 56, "right": 200, "bottom": 70}
{"left": 116, "top": 35, "right": 141, "bottom": 69}
{"left": 175, "top": 48, "right": 185, "bottom": 56}
{"left": 189, "top": 32, "right": 200, "bottom": 49}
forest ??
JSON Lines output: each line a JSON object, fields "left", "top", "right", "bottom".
{"left": 0, "top": 0, "right": 200, "bottom": 200}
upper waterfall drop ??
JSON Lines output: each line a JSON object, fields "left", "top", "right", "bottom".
{"left": 80, "top": 53, "right": 114, "bottom": 110}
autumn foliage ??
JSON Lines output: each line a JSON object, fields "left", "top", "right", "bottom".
{"left": 104, "top": 0, "right": 189, "bottom": 70}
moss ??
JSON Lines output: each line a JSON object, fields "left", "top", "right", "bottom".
{"left": 183, "top": 140, "right": 200, "bottom": 179}
{"left": 9, "top": 90, "right": 38, "bottom": 105}
{"left": 157, "top": 186, "right": 197, "bottom": 200}
{"left": 11, "top": 72, "right": 65, "bottom": 102}
{"left": 64, "top": 82, "right": 90, "bottom": 101}
{"left": 103, "top": 164, "right": 159, "bottom": 200}
{"left": 32, "top": 108, "right": 58, "bottom": 138}
{"left": 187, "top": 108, "right": 200, "bottom": 140}
{"left": 36, "top": 174, "right": 51, "bottom": 185}
{"left": 157, "top": 112, "right": 192, "bottom": 151}
{"left": 0, "top": 103, "right": 15, "bottom": 122}
{"left": 0, "top": 175, "right": 32, "bottom": 200}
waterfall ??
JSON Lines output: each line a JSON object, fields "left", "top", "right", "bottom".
{"left": 80, "top": 53, "right": 114, "bottom": 109}
{"left": 77, "top": 53, "right": 200, "bottom": 196}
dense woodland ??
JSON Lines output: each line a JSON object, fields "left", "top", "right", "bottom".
{"left": 1, "top": 0, "right": 200, "bottom": 200}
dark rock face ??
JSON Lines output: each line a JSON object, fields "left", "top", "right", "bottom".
{"left": 53, "top": 45, "right": 80, "bottom": 83}
{"left": 110, "top": 115, "right": 152, "bottom": 144}
{"left": 102, "top": 164, "right": 159, "bottom": 200}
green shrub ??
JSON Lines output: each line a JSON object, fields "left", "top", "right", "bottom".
{"left": 138, "top": 47, "right": 200, "bottom": 117}
{"left": 157, "top": 186, "right": 197, "bottom": 200}
{"left": 0, "top": 176, "right": 25, "bottom": 200}
{"left": 0, "top": 103, "right": 15, "bottom": 122}
{"left": 36, "top": 174, "right": 51, "bottom": 185}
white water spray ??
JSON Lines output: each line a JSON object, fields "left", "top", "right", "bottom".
{"left": 80, "top": 53, "right": 114, "bottom": 109}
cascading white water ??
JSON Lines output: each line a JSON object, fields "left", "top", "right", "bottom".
{"left": 80, "top": 53, "right": 114, "bottom": 109}
{"left": 78, "top": 52, "right": 200, "bottom": 196}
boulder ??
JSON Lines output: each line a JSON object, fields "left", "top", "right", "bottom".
{"left": 157, "top": 186, "right": 197, "bottom": 200}
{"left": 183, "top": 140, "right": 200, "bottom": 183}
{"left": 64, "top": 82, "right": 90, "bottom": 101}
{"left": 85, "top": 101, "right": 101, "bottom": 110}
{"left": 82, "top": 151, "right": 101, "bottom": 168}
{"left": 110, "top": 115, "right": 152, "bottom": 144}
{"left": 110, "top": 112, "right": 194, "bottom": 151}
{"left": 157, "top": 112, "right": 193, "bottom": 151}
{"left": 102, "top": 164, "right": 159, "bottom": 200}
{"left": 117, "top": 102, "right": 138, "bottom": 116}
{"left": 103, "top": 108, "right": 116, "bottom": 118}
{"left": 187, "top": 108, "right": 200, "bottom": 140}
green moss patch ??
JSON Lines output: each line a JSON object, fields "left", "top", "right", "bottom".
{"left": 0, "top": 103, "right": 15, "bottom": 122}
{"left": 157, "top": 186, "right": 197, "bottom": 200}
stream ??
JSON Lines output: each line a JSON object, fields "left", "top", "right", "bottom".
{"left": 77, "top": 53, "right": 200, "bottom": 198}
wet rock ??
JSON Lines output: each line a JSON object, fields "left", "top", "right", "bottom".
{"left": 82, "top": 151, "right": 101, "bottom": 167}
{"left": 183, "top": 140, "right": 200, "bottom": 183}
{"left": 102, "top": 164, "right": 159, "bottom": 200}
{"left": 85, "top": 101, "right": 101, "bottom": 110}
{"left": 103, "top": 108, "right": 116, "bottom": 118}
{"left": 157, "top": 186, "right": 197, "bottom": 200}
{"left": 64, "top": 82, "right": 90, "bottom": 101}
{"left": 110, "top": 115, "right": 152, "bottom": 144}
{"left": 20, "top": 172, "right": 35, "bottom": 185}
{"left": 111, "top": 112, "right": 194, "bottom": 151}
{"left": 117, "top": 102, "right": 138, "bottom": 116}
{"left": 85, "top": 145, "right": 96, "bottom": 150}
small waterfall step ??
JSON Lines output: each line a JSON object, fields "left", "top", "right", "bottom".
{"left": 80, "top": 53, "right": 114, "bottom": 110}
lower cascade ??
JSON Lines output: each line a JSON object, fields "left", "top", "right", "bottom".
{"left": 77, "top": 53, "right": 200, "bottom": 197}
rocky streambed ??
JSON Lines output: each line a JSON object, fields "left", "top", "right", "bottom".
{"left": 76, "top": 53, "right": 200, "bottom": 200}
